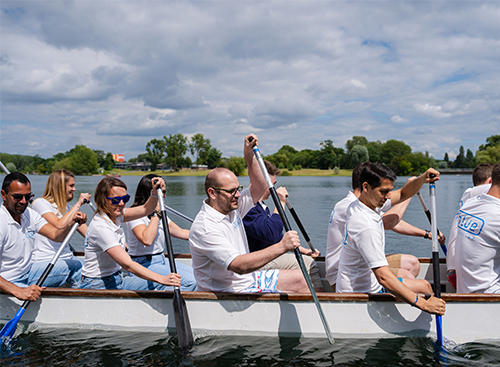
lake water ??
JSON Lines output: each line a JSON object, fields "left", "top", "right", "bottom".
{"left": 2, "top": 173, "right": 499, "bottom": 366}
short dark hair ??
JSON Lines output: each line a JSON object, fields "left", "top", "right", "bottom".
{"left": 2, "top": 172, "right": 30, "bottom": 192}
{"left": 360, "top": 163, "right": 397, "bottom": 189}
{"left": 491, "top": 162, "right": 500, "bottom": 186}
{"left": 472, "top": 163, "right": 494, "bottom": 186}
{"left": 264, "top": 160, "right": 281, "bottom": 176}
{"left": 352, "top": 162, "right": 371, "bottom": 190}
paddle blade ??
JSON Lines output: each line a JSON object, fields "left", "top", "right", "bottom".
{"left": 173, "top": 289, "right": 194, "bottom": 350}
{"left": 0, "top": 308, "right": 25, "bottom": 344}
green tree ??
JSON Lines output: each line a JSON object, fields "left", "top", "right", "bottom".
{"left": 36, "top": 163, "right": 46, "bottom": 174}
{"left": 345, "top": 136, "right": 368, "bottom": 154}
{"left": 69, "top": 145, "right": 99, "bottom": 175}
{"left": 379, "top": 140, "right": 412, "bottom": 165}
{"left": 206, "top": 147, "right": 223, "bottom": 168}
{"left": 6, "top": 162, "right": 17, "bottom": 172}
{"left": 226, "top": 156, "right": 246, "bottom": 176}
{"left": 146, "top": 139, "right": 165, "bottom": 171}
{"left": 466, "top": 149, "right": 475, "bottom": 168}
{"left": 350, "top": 145, "right": 369, "bottom": 166}
{"left": 292, "top": 150, "right": 314, "bottom": 168}
{"left": 93, "top": 150, "right": 106, "bottom": 167}
{"left": 454, "top": 146, "right": 467, "bottom": 168}
{"left": 102, "top": 152, "right": 115, "bottom": 171}
{"left": 54, "top": 157, "right": 73, "bottom": 171}
{"left": 366, "top": 141, "right": 382, "bottom": 163}
{"left": 317, "top": 140, "right": 341, "bottom": 169}
{"left": 164, "top": 133, "right": 188, "bottom": 171}
{"left": 444, "top": 152, "right": 449, "bottom": 163}
{"left": 476, "top": 145, "right": 500, "bottom": 164}
{"left": 478, "top": 134, "right": 500, "bottom": 151}
{"left": 189, "top": 134, "right": 212, "bottom": 165}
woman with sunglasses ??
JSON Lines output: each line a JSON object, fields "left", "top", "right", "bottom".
{"left": 80, "top": 177, "right": 181, "bottom": 290}
{"left": 125, "top": 174, "right": 196, "bottom": 291}
{"left": 31, "top": 169, "right": 91, "bottom": 287}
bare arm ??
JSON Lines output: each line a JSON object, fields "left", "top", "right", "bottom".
{"left": 373, "top": 266, "right": 446, "bottom": 315}
{"left": 389, "top": 168, "right": 440, "bottom": 206}
{"left": 168, "top": 221, "right": 189, "bottom": 240}
{"left": 228, "top": 231, "right": 300, "bottom": 274}
{"left": 0, "top": 276, "right": 44, "bottom": 301}
{"left": 38, "top": 211, "right": 87, "bottom": 242}
{"left": 383, "top": 198, "right": 411, "bottom": 230}
{"left": 106, "top": 246, "right": 181, "bottom": 287}
{"left": 245, "top": 134, "right": 268, "bottom": 205}
{"left": 123, "top": 178, "right": 165, "bottom": 222}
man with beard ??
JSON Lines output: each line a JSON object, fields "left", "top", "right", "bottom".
{"left": 0, "top": 172, "right": 86, "bottom": 301}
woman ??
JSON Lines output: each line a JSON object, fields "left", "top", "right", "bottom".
{"left": 31, "top": 169, "right": 91, "bottom": 287}
{"left": 80, "top": 177, "right": 180, "bottom": 290}
{"left": 125, "top": 174, "right": 196, "bottom": 291}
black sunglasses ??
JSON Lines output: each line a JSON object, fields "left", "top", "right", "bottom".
{"left": 212, "top": 185, "right": 243, "bottom": 197}
{"left": 106, "top": 194, "right": 131, "bottom": 205}
{"left": 8, "top": 193, "right": 35, "bottom": 203}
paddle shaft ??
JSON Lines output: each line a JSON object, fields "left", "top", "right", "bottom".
{"left": 252, "top": 143, "right": 334, "bottom": 344}
{"left": 429, "top": 180, "right": 443, "bottom": 347}
{"left": 417, "top": 191, "right": 447, "bottom": 256}
{"left": 0, "top": 161, "right": 9, "bottom": 174}
{"left": 157, "top": 187, "right": 194, "bottom": 349}
{"left": 285, "top": 199, "right": 316, "bottom": 253}
{"left": 164, "top": 205, "right": 194, "bottom": 223}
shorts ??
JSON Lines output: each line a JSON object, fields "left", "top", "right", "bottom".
{"left": 240, "top": 269, "right": 280, "bottom": 293}
{"left": 386, "top": 254, "right": 402, "bottom": 277}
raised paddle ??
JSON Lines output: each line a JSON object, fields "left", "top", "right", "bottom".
{"left": 156, "top": 186, "right": 194, "bottom": 350}
{"left": 285, "top": 199, "right": 317, "bottom": 253}
{"left": 428, "top": 175, "right": 444, "bottom": 347}
{"left": 250, "top": 140, "right": 334, "bottom": 345}
{"left": 1, "top": 219, "right": 83, "bottom": 344}
{"left": 417, "top": 191, "right": 447, "bottom": 256}
{"left": 164, "top": 205, "right": 194, "bottom": 223}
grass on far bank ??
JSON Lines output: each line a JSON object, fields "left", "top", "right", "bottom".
{"left": 106, "top": 168, "right": 353, "bottom": 177}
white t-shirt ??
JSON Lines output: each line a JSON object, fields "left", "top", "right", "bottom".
{"left": 447, "top": 184, "right": 491, "bottom": 271}
{"left": 455, "top": 193, "right": 500, "bottom": 293}
{"left": 326, "top": 192, "right": 391, "bottom": 286}
{"left": 126, "top": 215, "right": 171, "bottom": 257}
{"left": 82, "top": 212, "right": 126, "bottom": 278}
{"left": 189, "top": 187, "right": 257, "bottom": 292}
{"left": 336, "top": 199, "right": 389, "bottom": 293}
{"left": 0, "top": 205, "right": 48, "bottom": 281}
{"left": 31, "top": 198, "right": 74, "bottom": 262}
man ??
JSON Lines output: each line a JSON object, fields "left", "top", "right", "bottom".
{"left": 337, "top": 163, "right": 445, "bottom": 315}
{"left": 446, "top": 163, "right": 495, "bottom": 290}
{"left": 243, "top": 160, "right": 323, "bottom": 291}
{"left": 189, "top": 135, "right": 309, "bottom": 293}
{"left": 325, "top": 162, "right": 445, "bottom": 288}
{"left": 0, "top": 172, "right": 86, "bottom": 301}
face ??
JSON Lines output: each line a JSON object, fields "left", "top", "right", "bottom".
{"left": 211, "top": 173, "right": 242, "bottom": 215}
{"left": 262, "top": 175, "right": 276, "bottom": 201}
{"left": 1, "top": 181, "right": 32, "bottom": 218}
{"left": 66, "top": 176, "right": 76, "bottom": 201}
{"left": 106, "top": 186, "right": 128, "bottom": 219}
{"left": 362, "top": 178, "right": 394, "bottom": 210}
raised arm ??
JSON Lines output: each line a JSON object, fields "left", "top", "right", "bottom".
{"left": 389, "top": 168, "right": 440, "bottom": 206}
{"left": 123, "top": 178, "right": 165, "bottom": 222}
{"left": 245, "top": 134, "right": 267, "bottom": 204}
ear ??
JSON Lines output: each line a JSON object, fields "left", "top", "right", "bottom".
{"left": 362, "top": 182, "right": 370, "bottom": 192}
{"left": 207, "top": 187, "right": 218, "bottom": 200}
{"left": 0, "top": 189, "right": 6, "bottom": 201}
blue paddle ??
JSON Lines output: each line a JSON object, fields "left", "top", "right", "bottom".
{"left": 428, "top": 176, "right": 443, "bottom": 347}
{"left": 1, "top": 220, "right": 81, "bottom": 344}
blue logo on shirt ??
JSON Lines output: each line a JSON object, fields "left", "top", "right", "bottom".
{"left": 457, "top": 210, "right": 484, "bottom": 236}
{"left": 25, "top": 230, "right": 35, "bottom": 239}
{"left": 233, "top": 215, "right": 242, "bottom": 229}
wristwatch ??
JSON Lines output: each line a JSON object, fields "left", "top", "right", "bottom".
{"left": 424, "top": 230, "right": 430, "bottom": 239}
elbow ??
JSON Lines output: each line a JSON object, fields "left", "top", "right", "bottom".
{"left": 228, "top": 260, "right": 250, "bottom": 275}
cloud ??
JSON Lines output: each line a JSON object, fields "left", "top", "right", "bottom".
{"left": 391, "top": 115, "right": 410, "bottom": 124}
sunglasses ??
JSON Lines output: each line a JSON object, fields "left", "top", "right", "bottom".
{"left": 106, "top": 194, "right": 131, "bottom": 205}
{"left": 8, "top": 192, "right": 35, "bottom": 203}
{"left": 212, "top": 185, "right": 243, "bottom": 198}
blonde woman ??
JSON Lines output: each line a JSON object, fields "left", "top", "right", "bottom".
{"left": 31, "top": 169, "right": 91, "bottom": 287}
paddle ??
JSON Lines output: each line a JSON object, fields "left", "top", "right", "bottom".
{"left": 156, "top": 186, "right": 194, "bottom": 350}
{"left": 1, "top": 219, "right": 82, "bottom": 344}
{"left": 428, "top": 175, "right": 443, "bottom": 347}
{"left": 164, "top": 205, "right": 194, "bottom": 223}
{"left": 417, "top": 191, "right": 447, "bottom": 255}
{"left": 250, "top": 140, "right": 334, "bottom": 345}
{"left": 285, "top": 199, "right": 317, "bottom": 253}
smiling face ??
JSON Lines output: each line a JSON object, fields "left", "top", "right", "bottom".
{"left": 106, "top": 186, "right": 128, "bottom": 221}
{"left": 1, "top": 180, "right": 32, "bottom": 221}
{"left": 360, "top": 178, "right": 394, "bottom": 211}
{"left": 66, "top": 176, "right": 76, "bottom": 202}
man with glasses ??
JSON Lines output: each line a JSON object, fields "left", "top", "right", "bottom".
{"left": 0, "top": 172, "right": 86, "bottom": 301}
{"left": 189, "top": 135, "right": 310, "bottom": 293}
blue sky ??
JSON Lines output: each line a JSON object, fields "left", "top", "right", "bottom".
{"left": 1, "top": 1, "right": 499, "bottom": 161}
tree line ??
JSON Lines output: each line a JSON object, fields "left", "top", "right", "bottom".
{"left": 1, "top": 134, "right": 499, "bottom": 176}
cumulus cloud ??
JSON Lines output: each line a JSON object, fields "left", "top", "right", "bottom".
{"left": 1, "top": 1, "right": 499, "bottom": 159}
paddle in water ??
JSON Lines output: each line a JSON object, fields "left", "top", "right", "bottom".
{"left": 1, "top": 219, "right": 83, "bottom": 344}
{"left": 156, "top": 186, "right": 194, "bottom": 350}
{"left": 250, "top": 138, "right": 334, "bottom": 345}
{"left": 428, "top": 174, "right": 444, "bottom": 347}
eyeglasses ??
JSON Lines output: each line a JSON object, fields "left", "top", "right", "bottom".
{"left": 106, "top": 194, "right": 131, "bottom": 205}
{"left": 212, "top": 185, "right": 243, "bottom": 198}
{"left": 8, "top": 193, "right": 35, "bottom": 203}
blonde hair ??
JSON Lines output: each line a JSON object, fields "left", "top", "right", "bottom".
{"left": 94, "top": 177, "right": 127, "bottom": 219}
{"left": 38, "top": 169, "right": 75, "bottom": 216}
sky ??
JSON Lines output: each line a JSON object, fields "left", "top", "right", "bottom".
{"left": 1, "top": 1, "right": 499, "bottom": 161}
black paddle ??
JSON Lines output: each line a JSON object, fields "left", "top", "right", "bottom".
{"left": 285, "top": 198, "right": 317, "bottom": 254}
{"left": 417, "top": 191, "right": 447, "bottom": 255}
{"left": 250, "top": 139, "right": 334, "bottom": 344}
{"left": 428, "top": 174, "right": 443, "bottom": 347}
{"left": 156, "top": 186, "right": 194, "bottom": 350}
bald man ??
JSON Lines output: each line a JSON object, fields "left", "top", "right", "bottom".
{"left": 188, "top": 134, "right": 310, "bottom": 293}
